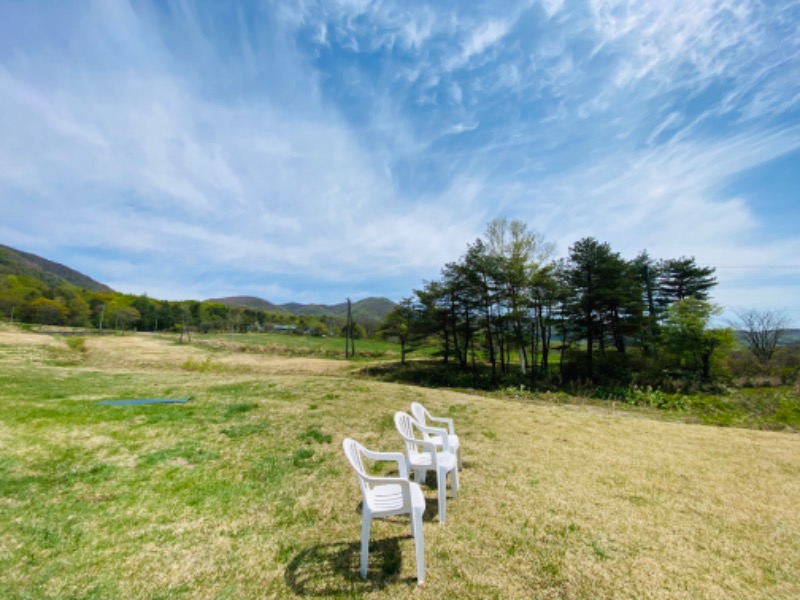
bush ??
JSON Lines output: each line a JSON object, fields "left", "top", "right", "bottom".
{"left": 779, "top": 367, "right": 799, "bottom": 385}
{"left": 593, "top": 385, "right": 691, "bottom": 411}
{"left": 65, "top": 336, "right": 86, "bottom": 352}
{"left": 182, "top": 357, "right": 213, "bottom": 372}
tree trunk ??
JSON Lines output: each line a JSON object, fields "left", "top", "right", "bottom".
{"left": 540, "top": 308, "right": 551, "bottom": 371}
{"left": 483, "top": 298, "right": 497, "bottom": 381}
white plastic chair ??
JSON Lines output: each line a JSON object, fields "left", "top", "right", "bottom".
{"left": 411, "top": 401, "right": 462, "bottom": 470}
{"left": 394, "top": 412, "right": 459, "bottom": 523}
{"left": 342, "top": 438, "right": 426, "bottom": 584}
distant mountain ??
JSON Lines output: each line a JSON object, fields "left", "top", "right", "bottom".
{"left": 347, "top": 297, "right": 397, "bottom": 321}
{"left": 0, "top": 243, "right": 396, "bottom": 321}
{"left": 0, "top": 244, "right": 113, "bottom": 293}
{"left": 206, "top": 295, "right": 288, "bottom": 313}
{"left": 211, "top": 296, "right": 396, "bottom": 321}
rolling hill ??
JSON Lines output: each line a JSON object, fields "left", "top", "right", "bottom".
{"left": 210, "top": 296, "right": 396, "bottom": 322}
{"left": 0, "top": 245, "right": 397, "bottom": 321}
{"left": 0, "top": 244, "right": 113, "bottom": 293}
{"left": 205, "top": 296, "right": 287, "bottom": 313}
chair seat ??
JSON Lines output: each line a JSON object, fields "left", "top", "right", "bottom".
{"left": 370, "top": 482, "right": 425, "bottom": 516}
{"left": 412, "top": 451, "right": 457, "bottom": 470}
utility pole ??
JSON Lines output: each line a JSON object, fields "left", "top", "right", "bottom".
{"left": 345, "top": 298, "right": 355, "bottom": 358}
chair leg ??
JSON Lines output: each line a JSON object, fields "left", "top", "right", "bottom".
{"left": 360, "top": 512, "right": 371, "bottom": 579}
{"left": 414, "top": 468, "right": 428, "bottom": 483}
{"left": 437, "top": 468, "right": 446, "bottom": 523}
{"left": 451, "top": 464, "right": 459, "bottom": 499}
{"left": 412, "top": 509, "right": 425, "bottom": 584}
{"left": 457, "top": 446, "right": 462, "bottom": 470}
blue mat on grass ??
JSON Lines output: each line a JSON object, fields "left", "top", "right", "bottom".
{"left": 96, "top": 397, "right": 190, "bottom": 406}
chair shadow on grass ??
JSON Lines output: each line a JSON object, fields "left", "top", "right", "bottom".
{"left": 284, "top": 498, "right": 440, "bottom": 595}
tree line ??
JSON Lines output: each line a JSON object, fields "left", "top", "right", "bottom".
{"left": 0, "top": 273, "right": 349, "bottom": 336}
{"left": 381, "top": 218, "right": 747, "bottom": 388}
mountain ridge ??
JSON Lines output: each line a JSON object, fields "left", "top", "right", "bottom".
{"left": 208, "top": 295, "right": 396, "bottom": 321}
{"left": 0, "top": 244, "right": 113, "bottom": 293}
{"left": 0, "top": 244, "right": 395, "bottom": 321}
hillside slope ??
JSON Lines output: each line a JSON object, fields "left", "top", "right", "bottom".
{"left": 0, "top": 244, "right": 112, "bottom": 292}
{"left": 0, "top": 244, "right": 396, "bottom": 321}
{"left": 206, "top": 296, "right": 288, "bottom": 313}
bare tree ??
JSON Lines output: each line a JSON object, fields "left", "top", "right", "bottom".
{"left": 733, "top": 308, "right": 792, "bottom": 365}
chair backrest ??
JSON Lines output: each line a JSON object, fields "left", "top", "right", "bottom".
{"left": 342, "top": 438, "right": 370, "bottom": 500}
{"left": 410, "top": 402, "right": 430, "bottom": 427}
{"left": 394, "top": 412, "right": 426, "bottom": 459}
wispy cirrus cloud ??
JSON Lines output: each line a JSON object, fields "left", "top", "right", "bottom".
{"left": 444, "top": 19, "right": 514, "bottom": 71}
{"left": 1, "top": 0, "right": 798, "bottom": 315}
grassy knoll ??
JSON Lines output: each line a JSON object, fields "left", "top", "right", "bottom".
{"left": 1, "top": 327, "right": 799, "bottom": 598}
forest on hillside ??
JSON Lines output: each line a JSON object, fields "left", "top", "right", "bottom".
{"left": 0, "top": 244, "right": 387, "bottom": 336}
{"left": 0, "top": 279, "right": 337, "bottom": 335}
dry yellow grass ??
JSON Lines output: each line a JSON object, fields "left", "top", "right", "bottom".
{"left": 1, "top": 329, "right": 798, "bottom": 598}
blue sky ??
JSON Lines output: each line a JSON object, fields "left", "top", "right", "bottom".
{"left": 1, "top": 0, "right": 799, "bottom": 320}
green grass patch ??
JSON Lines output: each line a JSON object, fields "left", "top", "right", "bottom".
{"left": 298, "top": 425, "right": 332, "bottom": 444}
{"left": 139, "top": 442, "right": 220, "bottom": 467}
{"left": 192, "top": 331, "right": 405, "bottom": 360}
{"left": 222, "top": 422, "right": 270, "bottom": 439}
{"left": 223, "top": 402, "right": 260, "bottom": 417}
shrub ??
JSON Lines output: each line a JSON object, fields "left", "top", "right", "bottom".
{"left": 593, "top": 385, "right": 691, "bottom": 411}
{"left": 779, "top": 367, "right": 799, "bottom": 385}
{"left": 182, "top": 357, "right": 213, "bottom": 372}
{"left": 65, "top": 336, "right": 86, "bottom": 352}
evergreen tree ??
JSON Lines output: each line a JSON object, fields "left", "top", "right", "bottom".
{"left": 563, "top": 238, "right": 643, "bottom": 379}
{"left": 658, "top": 257, "right": 717, "bottom": 306}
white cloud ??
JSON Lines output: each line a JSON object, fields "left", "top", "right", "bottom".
{"left": 447, "top": 122, "right": 480, "bottom": 134}
{"left": 450, "top": 81, "right": 463, "bottom": 104}
{"left": 588, "top": 0, "right": 776, "bottom": 100}
{"left": 540, "top": 0, "right": 566, "bottom": 19}
{"left": 445, "top": 19, "right": 513, "bottom": 71}
{"left": 400, "top": 10, "right": 436, "bottom": 50}
{"left": 506, "top": 125, "right": 800, "bottom": 313}
{"left": 463, "top": 20, "right": 512, "bottom": 61}
{"left": 313, "top": 22, "right": 329, "bottom": 46}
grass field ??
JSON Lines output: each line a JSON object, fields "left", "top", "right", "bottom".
{"left": 190, "top": 330, "right": 407, "bottom": 360}
{"left": 1, "top": 326, "right": 799, "bottom": 598}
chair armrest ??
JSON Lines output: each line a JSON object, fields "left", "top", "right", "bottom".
{"left": 415, "top": 422, "right": 448, "bottom": 436}
{"left": 361, "top": 448, "right": 405, "bottom": 463}
{"left": 360, "top": 449, "right": 409, "bottom": 478}
{"left": 398, "top": 432, "right": 443, "bottom": 454}
{"left": 413, "top": 424, "right": 450, "bottom": 452}
{"left": 427, "top": 415, "right": 455, "bottom": 435}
